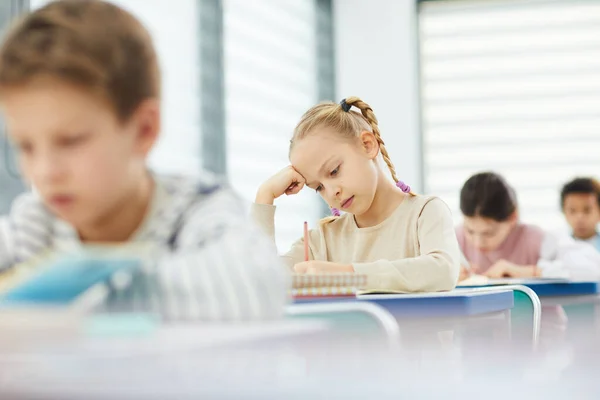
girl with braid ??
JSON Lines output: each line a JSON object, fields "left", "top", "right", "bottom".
{"left": 252, "top": 97, "right": 460, "bottom": 293}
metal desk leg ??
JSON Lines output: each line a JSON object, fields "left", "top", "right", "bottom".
{"left": 286, "top": 302, "right": 401, "bottom": 346}
{"left": 465, "top": 285, "right": 541, "bottom": 349}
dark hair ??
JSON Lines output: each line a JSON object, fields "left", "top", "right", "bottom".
{"left": 460, "top": 172, "right": 517, "bottom": 222}
{"left": 0, "top": 0, "right": 160, "bottom": 122}
{"left": 560, "top": 177, "right": 600, "bottom": 209}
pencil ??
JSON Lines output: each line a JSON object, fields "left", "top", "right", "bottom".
{"left": 303, "top": 221, "right": 309, "bottom": 262}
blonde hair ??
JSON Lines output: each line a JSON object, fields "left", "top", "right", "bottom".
{"left": 291, "top": 96, "right": 415, "bottom": 196}
{"left": 0, "top": 0, "right": 160, "bottom": 122}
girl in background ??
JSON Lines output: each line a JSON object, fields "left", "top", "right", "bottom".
{"left": 457, "top": 172, "right": 600, "bottom": 280}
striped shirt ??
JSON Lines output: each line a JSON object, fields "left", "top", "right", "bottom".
{"left": 0, "top": 172, "right": 289, "bottom": 320}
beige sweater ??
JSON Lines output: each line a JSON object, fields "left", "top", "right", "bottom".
{"left": 251, "top": 195, "right": 460, "bottom": 293}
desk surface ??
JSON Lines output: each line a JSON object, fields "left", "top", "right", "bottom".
{"left": 0, "top": 318, "right": 332, "bottom": 359}
{"left": 295, "top": 288, "right": 515, "bottom": 318}
{"left": 458, "top": 279, "right": 600, "bottom": 297}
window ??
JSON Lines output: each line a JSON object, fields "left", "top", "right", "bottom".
{"left": 198, "top": 0, "right": 226, "bottom": 176}
{"left": 0, "top": 0, "right": 28, "bottom": 214}
{"left": 419, "top": 0, "right": 600, "bottom": 230}
{"left": 115, "top": 0, "right": 203, "bottom": 175}
{"left": 223, "top": 0, "right": 328, "bottom": 251}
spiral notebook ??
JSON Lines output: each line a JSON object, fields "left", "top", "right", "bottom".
{"left": 291, "top": 273, "right": 367, "bottom": 298}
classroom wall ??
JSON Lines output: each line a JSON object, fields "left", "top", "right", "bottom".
{"left": 333, "top": 0, "right": 423, "bottom": 192}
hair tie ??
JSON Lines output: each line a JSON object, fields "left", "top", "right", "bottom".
{"left": 396, "top": 181, "right": 411, "bottom": 193}
{"left": 339, "top": 98, "right": 351, "bottom": 112}
{"left": 331, "top": 207, "right": 341, "bottom": 217}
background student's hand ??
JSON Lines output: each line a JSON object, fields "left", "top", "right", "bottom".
{"left": 484, "top": 259, "right": 537, "bottom": 279}
{"left": 256, "top": 166, "right": 306, "bottom": 204}
{"left": 294, "top": 260, "right": 354, "bottom": 274}
{"left": 483, "top": 259, "right": 516, "bottom": 278}
{"left": 458, "top": 265, "right": 471, "bottom": 281}
{"left": 458, "top": 263, "right": 481, "bottom": 282}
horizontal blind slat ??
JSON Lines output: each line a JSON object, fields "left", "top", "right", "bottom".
{"left": 420, "top": 0, "right": 600, "bottom": 232}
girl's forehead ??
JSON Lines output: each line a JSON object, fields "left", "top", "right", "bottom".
{"left": 290, "top": 135, "right": 353, "bottom": 173}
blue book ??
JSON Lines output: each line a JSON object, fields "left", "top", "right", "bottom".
{"left": 0, "top": 255, "right": 141, "bottom": 305}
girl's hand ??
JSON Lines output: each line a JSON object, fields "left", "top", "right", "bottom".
{"left": 293, "top": 260, "right": 354, "bottom": 274}
{"left": 256, "top": 166, "right": 306, "bottom": 205}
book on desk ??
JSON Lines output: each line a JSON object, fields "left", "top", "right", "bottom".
{"left": 458, "top": 275, "right": 600, "bottom": 297}
{"left": 458, "top": 275, "right": 570, "bottom": 287}
{"left": 291, "top": 273, "right": 367, "bottom": 299}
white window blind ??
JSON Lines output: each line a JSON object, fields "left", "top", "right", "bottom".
{"left": 223, "top": 0, "right": 322, "bottom": 252}
{"left": 114, "top": 0, "right": 202, "bottom": 175}
{"left": 0, "top": 0, "right": 27, "bottom": 213}
{"left": 419, "top": 0, "right": 600, "bottom": 231}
